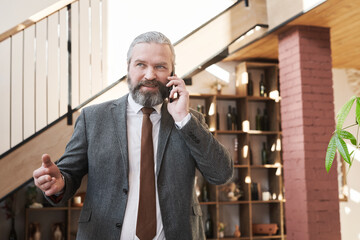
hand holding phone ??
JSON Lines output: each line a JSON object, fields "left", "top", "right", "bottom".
{"left": 167, "top": 71, "right": 178, "bottom": 103}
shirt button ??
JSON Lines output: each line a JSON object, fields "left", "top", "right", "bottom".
{"left": 116, "top": 223, "right": 122, "bottom": 229}
{"left": 123, "top": 189, "right": 128, "bottom": 195}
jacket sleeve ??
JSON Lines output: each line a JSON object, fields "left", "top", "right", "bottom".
{"left": 45, "top": 109, "right": 89, "bottom": 206}
{"left": 177, "top": 109, "right": 233, "bottom": 185}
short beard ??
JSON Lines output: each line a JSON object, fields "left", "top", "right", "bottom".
{"left": 128, "top": 76, "right": 168, "bottom": 107}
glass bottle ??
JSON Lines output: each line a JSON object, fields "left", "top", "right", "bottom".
{"left": 226, "top": 106, "right": 232, "bottom": 130}
{"left": 247, "top": 72, "right": 253, "bottom": 96}
{"left": 261, "top": 142, "right": 267, "bottom": 165}
{"left": 249, "top": 145, "right": 253, "bottom": 165}
{"left": 232, "top": 107, "right": 238, "bottom": 130}
{"left": 202, "top": 183, "right": 209, "bottom": 202}
{"left": 259, "top": 73, "right": 266, "bottom": 97}
{"left": 205, "top": 210, "right": 213, "bottom": 238}
{"left": 255, "top": 108, "right": 261, "bottom": 130}
{"left": 197, "top": 104, "right": 202, "bottom": 113}
{"left": 233, "top": 138, "right": 239, "bottom": 165}
{"left": 262, "top": 109, "right": 269, "bottom": 131}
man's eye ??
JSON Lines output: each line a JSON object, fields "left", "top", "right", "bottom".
{"left": 156, "top": 65, "right": 166, "bottom": 69}
{"left": 136, "top": 63, "right": 145, "bottom": 67}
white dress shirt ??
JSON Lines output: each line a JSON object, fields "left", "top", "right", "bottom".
{"left": 120, "top": 95, "right": 190, "bottom": 240}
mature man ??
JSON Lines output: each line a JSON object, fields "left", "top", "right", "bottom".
{"left": 33, "top": 31, "right": 233, "bottom": 240}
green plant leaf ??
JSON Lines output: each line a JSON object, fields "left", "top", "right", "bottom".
{"left": 335, "top": 134, "right": 351, "bottom": 165}
{"left": 325, "top": 135, "right": 337, "bottom": 173}
{"left": 336, "top": 96, "right": 356, "bottom": 132}
{"left": 356, "top": 98, "right": 360, "bottom": 125}
{"left": 338, "top": 130, "right": 357, "bottom": 146}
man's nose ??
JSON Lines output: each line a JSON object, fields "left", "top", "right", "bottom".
{"left": 144, "top": 68, "right": 156, "bottom": 80}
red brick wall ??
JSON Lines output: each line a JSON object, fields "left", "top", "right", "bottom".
{"left": 278, "top": 26, "right": 341, "bottom": 240}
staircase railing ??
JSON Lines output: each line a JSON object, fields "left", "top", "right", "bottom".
{"left": 0, "top": 0, "right": 109, "bottom": 157}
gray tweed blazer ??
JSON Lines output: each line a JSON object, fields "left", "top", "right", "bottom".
{"left": 50, "top": 94, "right": 233, "bottom": 240}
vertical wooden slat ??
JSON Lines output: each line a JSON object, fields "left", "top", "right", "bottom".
{"left": 91, "top": 0, "right": 102, "bottom": 94}
{"left": 0, "top": 39, "right": 11, "bottom": 154}
{"left": 59, "top": 8, "right": 68, "bottom": 116}
{"left": 48, "top": 13, "right": 60, "bottom": 123}
{"left": 71, "top": 1, "right": 80, "bottom": 107}
{"left": 35, "top": 19, "right": 48, "bottom": 131}
{"left": 101, "top": 0, "right": 108, "bottom": 87}
{"left": 23, "top": 25, "right": 36, "bottom": 139}
{"left": 11, "top": 32, "right": 24, "bottom": 147}
{"left": 79, "top": 0, "right": 91, "bottom": 102}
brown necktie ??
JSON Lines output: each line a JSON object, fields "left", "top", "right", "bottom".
{"left": 136, "top": 107, "right": 156, "bottom": 240}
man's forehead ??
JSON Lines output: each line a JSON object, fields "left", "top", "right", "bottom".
{"left": 131, "top": 43, "right": 172, "bottom": 64}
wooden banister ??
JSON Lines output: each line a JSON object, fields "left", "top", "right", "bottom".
{"left": 0, "top": 0, "right": 78, "bottom": 43}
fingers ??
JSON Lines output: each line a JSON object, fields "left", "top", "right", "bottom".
{"left": 42, "top": 153, "right": 53, "bottom": 168}
{"left": 166, "top": 76, "right": 188, "bottom": 99}
{"left": 33, "top": 153, "right": 64, "bottom": 196}
{"left": 33, "top": 173, "right": 56, "bottom": 194}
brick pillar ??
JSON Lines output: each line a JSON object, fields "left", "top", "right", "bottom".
{"left": 278, "top": 26, "right": 341, "bottom": 240}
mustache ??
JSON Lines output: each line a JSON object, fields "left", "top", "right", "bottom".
{"left": 138, "top": 80, "right": 161, "bottom": 88}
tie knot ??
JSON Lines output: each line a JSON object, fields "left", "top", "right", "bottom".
{"left": 141, "top": 107, "right": 154, "bottom": 115}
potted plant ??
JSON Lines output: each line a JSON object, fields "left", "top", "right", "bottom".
{"left": 325, "top": 96, "right": 359, "bottom": 172}
{"left": 218, "top": 222, "right": 225, "bottom": 238}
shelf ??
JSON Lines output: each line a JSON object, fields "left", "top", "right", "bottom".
{"left": 247, "top": 96, "right": 276, "bottom": 102}
{"left": 252, "top": 235, "right": 283, "bottom": 239}
{"left": 218, "top": 200, "right": 251, "bottom": 205}
{"left": 27, "top": 207, "right": 68, "bottom": 211}
{"left": 216, "top": 130, "right": 246, "bottom": 134}
{"left": 247, "top": 130, "right": 280, "bottom": 135}
{"left": 234, "top": 164, "right": 249, "bottom": 168}
{"left": 217, "top": 237, "right": 251, "bottom": 240}
{"left": 189, "top": 93, "right": 215, "bottom": 99}
{"left": 200, "top": 201, "right": 218, "bottom": 205}
{"left": 251, "top": 200, "right": 284, "bottom": 204}
{"left": 250, "top": 164, "right": 282, "bottom": 169}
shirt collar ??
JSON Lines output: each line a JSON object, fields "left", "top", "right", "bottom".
{"left": 128, "top": 94, "right": 163, "bottom": 114}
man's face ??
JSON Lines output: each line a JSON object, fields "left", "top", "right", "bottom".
{"left": 128, "top": 42, "right": 173, "bottom": 107}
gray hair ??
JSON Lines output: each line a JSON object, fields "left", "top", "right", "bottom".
{"left": 127, "top": 31, "right": 175, "bottom": 71}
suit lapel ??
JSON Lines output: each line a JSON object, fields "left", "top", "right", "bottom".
{"left": 156, "top": 102, "right": 174, "bottom": 176}
{"left": 111, "top": 94, "right": 129, "bottom": 177}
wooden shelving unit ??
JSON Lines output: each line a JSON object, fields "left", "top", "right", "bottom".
{"left": 191, "top": 61, "right": 285, "bottom": 239}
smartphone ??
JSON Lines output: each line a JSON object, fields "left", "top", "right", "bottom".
{"left": 167, "top": 71, "right": 177, "bottom": 102}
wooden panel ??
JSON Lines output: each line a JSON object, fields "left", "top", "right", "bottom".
{"left": 91, "top": 0, "right": 102, "bottom": 94}
{"left": 0, "top": 111, "right": 80, "bottom": 200}
{"left": 79, "top": 0, "right": 91, "bottom": 102}
{"left": 224, "top": 0, "right": 360, "bottom": 70}
{"left": 175, "top": 0, "right": 268, "bottom": 77}
{"left": 35, "top": 19, "right": 48, "bottom": 131}
{"left": 11, "top": 32, "right": 24, "bottom": 147}
{"left": 23, "top": 25, "right": 36, "bottom": 139}
{"left": 0, "top": 38, "right": 11, "bottom": 154}
{"left": 48, "top": 13, "right": 60, "bottom": 123}
{"left": 59, "top": 8, "right": 69, "bottom": 116}
{"left": 71, "top": 1, "right": 80, "bottom": 107}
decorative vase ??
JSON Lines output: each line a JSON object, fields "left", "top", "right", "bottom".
{"left": 8, "top": 218, "right": 17, "bottom": 240}
{"left": 234, "top": 224, "right": 241, "bottom": 237}
{"left": 34, "top": 223, "right": 41, "bottom": 240}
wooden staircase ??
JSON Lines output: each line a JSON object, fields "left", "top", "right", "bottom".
{"left": 0, "top": 0, "right": 268, "bottom": 200}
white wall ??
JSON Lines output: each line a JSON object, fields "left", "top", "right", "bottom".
{"left": 0, "top": 0, "right": 60, "bottom": 33}
{"left": 332, "top": 68, "right": 360, "bottom": 240}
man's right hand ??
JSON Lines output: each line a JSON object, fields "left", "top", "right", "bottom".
{"left": 33, "top": 154, "right": 65, "bottom": 196}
